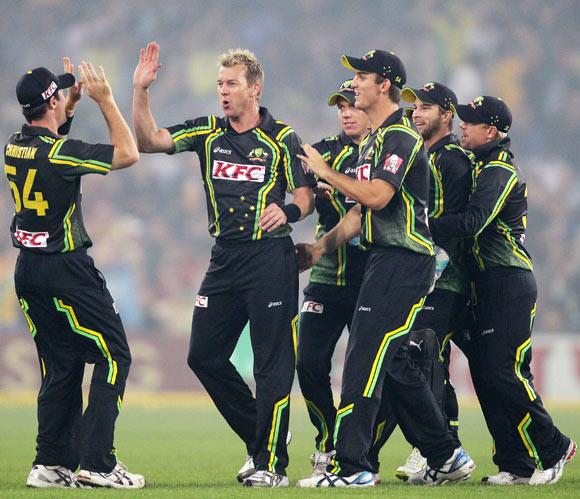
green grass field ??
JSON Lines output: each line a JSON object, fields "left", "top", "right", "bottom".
{"left": 1, "top": 396, "right": 578, "bottom": 497}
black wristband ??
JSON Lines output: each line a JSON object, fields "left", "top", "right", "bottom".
{"left": 281, "top": 203, "right": 301, "bottom": 223}
{"left": 57, "top": 115, "right": 74, "bottom": 136}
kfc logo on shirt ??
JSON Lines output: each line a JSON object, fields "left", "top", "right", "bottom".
{"left": 356, "top": 163, "right": 371, "bottom": 182}
{"left": 195, "top": 295, "right": 208, "bottom": 308}
{"left": 384, "top": 154, "right": 403, "bottom": 174}
{"left": 212, "top": 161, "right": 265, "bottom": 182}
{"left": 14, "top": 229, "right": 49, "bottom": 248}
{"left": 302, "top": 301, "right": 324, "bottom": 314}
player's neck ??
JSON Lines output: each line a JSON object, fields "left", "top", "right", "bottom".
{"left": 425, "top": 130, "right": 450, "bottom": 149}
{"left": 29, "top": 115, "right": 60, "bottom": 136}
{"left": 228, "top": 106, "right": 261, "bottom": 134}
{"left": 367, "top": 101, "right": 399, "bottom": 132}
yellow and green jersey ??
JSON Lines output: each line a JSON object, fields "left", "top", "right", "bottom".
{"left": 309, "top": 132, "right": 368, "bottom": 287}
{"left": 166, "top": 107, "right": 315, "bottom": 241}
{"left": 431, "top": 137, "right": 533, "bottom": 272}
{"left": 427, "top": 135, "right": 473, "bottom": 296}
{"left": 4, "top": 125, "right": 113, "bottom": 254}
{"left": 359, "top": 109, "right": 434, "bottom": 255}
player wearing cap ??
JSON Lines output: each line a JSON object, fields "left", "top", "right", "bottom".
{"left": 132, "top": 42, "right": 315, "bottom": 488}
{"left": 296, "top": 50, "right": 475, "bottom": 488}
{"left": 430, "top": 96, "right": 576, "bottom": 485}
{"left": 296, "top": 80, "right": 370, "bottom": 476}
{"left": 368, "top": 82, "right": 475, "bottom": 480}
{"left": 6, "top": 61, "right": 144, "bottom": 488}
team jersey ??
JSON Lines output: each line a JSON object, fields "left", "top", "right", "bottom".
{"left": 427, "top": 134, "right": 473, "bottom": 296}
{"left": 359, "top": 108, "right": 434, "bottom": 255}
{"left": 4, "top": 124, "right": 113, "bottom": 254}
{"left": 166, "top": 107, "right": 315, "bottom": 241}
{"left": 309, "top": 132, "right": 368, "bottom": 287}
{"left": 431, "top": 137, "right": 532, "bottom": 272}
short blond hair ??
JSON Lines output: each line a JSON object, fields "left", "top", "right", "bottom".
{"left": 218, "top": 48, "right": 264, "bottom": 87}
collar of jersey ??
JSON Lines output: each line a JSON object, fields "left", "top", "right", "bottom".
{"left": 222, "top": 106, "right": 274, "bottom": 134}
{"left": 21, "top": 124, "right": 60, "bottom": 139}
{"left": 428, "top": 133, "right": 458, "bottom": 154}
{"left": 471, "top": 136, "right": 511, "bottom": 161}
{"left": 376, "top": 108, "right": 404, "bottom": 131}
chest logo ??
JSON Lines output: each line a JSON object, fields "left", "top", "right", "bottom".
{"left": 356, "top": 163, "right": 371, "bottom": 182}
{"left": 248, "top": 148, "right": 269, "bottom": 163}
{"left": 212, "top": 161, "right": 265, "bottom": 182}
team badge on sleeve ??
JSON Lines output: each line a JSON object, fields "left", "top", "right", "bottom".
{"left": 383, "top": 154, "right": 403, "bottom": 174}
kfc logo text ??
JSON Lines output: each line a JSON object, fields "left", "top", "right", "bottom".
{"left": 302, "top": 301, "right": 324, "bottom": 314}
{"left": 356, "top": 163, "right": 371, "bottom": 182}
{"left": 195, "top": 295, "right": 208, "bottom": 308}
{"left": 212, "top": 161, "right": 265, "bottom": 182}
{"left": 14, "top": 229, "right": 48, "bottom": 248}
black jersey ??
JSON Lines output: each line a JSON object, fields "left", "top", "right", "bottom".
{"left": 359, "top": 109, "right": 434, "bottom": 255}
{"left": 431, "top": 137, "right": 532, "bottom": 272}
{"left": 309, "top": 132, "right": 367, "bottom": 287}
{"left": 166, "top": 107, "right": 315, "bottom": 241}
{"left": 427, "top": 135, "right": 473, "bottom": 295}
{"left": 4, "top": 125, "right": 113, "bottom": 254}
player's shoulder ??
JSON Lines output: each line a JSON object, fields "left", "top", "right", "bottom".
{"left": 440, "top": 143, "right": 474, "bottom": 165}
{"left": 272, "top": 119, "right": 297, "bottom": 142}
{"left": 380, "top": 114, "right": 421, "bottom": 143}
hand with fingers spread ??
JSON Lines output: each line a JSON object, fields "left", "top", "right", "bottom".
{"left": 63, "top": 57, "right": 83, "bottom": 111}
{"left": 78, "top": 61, "right": 112, "bottom": 104}
{"left": 133, "top": 41, "right": 162, "bottom": 90}
{"left": 259, "top": 203, "right": 287, "bottom": 232}
{"left": 297, "top": 144, "right": 333, "bottom": 179}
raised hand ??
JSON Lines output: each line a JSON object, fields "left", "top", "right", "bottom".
{"left": 63, "top": 57, "right": 83, "bottom": 106}
{"left": 78, "top": 61, "right": 113, "bottom": 104}
{"left": 298, "top": 144, "right": 332, "bottom": 179}
{"left": 133, "top": 41, "right": 162, "bottom": 90}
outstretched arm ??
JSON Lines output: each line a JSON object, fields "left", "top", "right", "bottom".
{"left": 79, "top": 61, "right": 139, "bottom": 169}
{"left": 132, "top": 41, "right": 174, "bottom": 153}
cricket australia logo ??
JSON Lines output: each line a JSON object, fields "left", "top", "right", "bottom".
{"left": 470, "top": 96, "right": 485, "bottom": 109}
{"left": 248, "top": 147, "right": 269, "bottom": 163}
{"left": 423, "top": 82, "right": 435, "bottom": 92}
{"left": 362, "top": 50, "right": 376, "bottom": 60}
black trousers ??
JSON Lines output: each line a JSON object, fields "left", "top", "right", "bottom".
{"left": 471, "top": 268, "right": 569, "bottom": 476}
{"left": 296, "top": 282, "right": 360, "bottom": 453}
{"left": 330, "top": 248, "right": 459, "bottom": 476}
{"left": 368, "top": 288, "right": 472, "bottom": 471}
{"left": 14, "top": 250, "right": 131, "bottom": 473}
{"left": 187, "top": 237, "right": 297, "bottom": 475}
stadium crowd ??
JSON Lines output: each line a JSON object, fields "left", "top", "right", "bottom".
{"left": 1, "top": 0, "right": 579, "bottom": 335}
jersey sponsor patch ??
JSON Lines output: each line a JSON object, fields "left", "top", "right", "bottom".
{"left": 212, "top": 160, "right": 265, "bottom": 182}
{"left": 302, "top": 301, "right": 324, "bottom": 314}
{"left": 14, "top": 229, "right": 49, "bottom": 248}
{"left": 383, "top": 154, "right": 403, "bottom": 174}
{"left": 356, "top": 163, "right": 371, "bottom": 182}
{"left": 195, "top": 295, "right": 208, "bottom": 308}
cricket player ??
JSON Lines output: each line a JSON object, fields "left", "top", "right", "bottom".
{"left": 430, "top": 95, "right": 576, "bottom": 485}
{"left": 132, "top": 42, "right": 315, "bottom": 488}
{"left": 297, "top": 79, "right": 370, "bottom": 475}
{"left": 6, "top": 59, "right": 144, "bottom": 489}
{"left": 295, "top": 50, "right": 475, "bottom": 488}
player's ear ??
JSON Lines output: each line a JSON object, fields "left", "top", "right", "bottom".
{"left": 380, "top": 78, "right": 391, "bottom": 96}
{"left": 252, "top": 81, "right": 262, "bottom": 100}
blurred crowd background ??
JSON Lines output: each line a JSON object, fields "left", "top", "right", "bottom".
{"left": 1, "top": 0, "right": 579, "bottom": 336}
